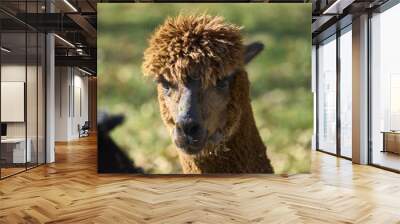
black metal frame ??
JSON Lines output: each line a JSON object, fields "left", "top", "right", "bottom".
{"left": 336, "top": 24, "right": 341, "bottom": 158}
{"left": 315, "top": 18, "right": 353, "bottom": 162}
{"left": 0, "top": 17, "right": 2, "bottom": 179}
{"left": 0, "top": 0, "right": 47, "bottom": 180}
{"left": 367, "top": 10, "right": 373, "bottom": 166}
{"left": 315, "top": 44, "right": 319, "bottom": 151}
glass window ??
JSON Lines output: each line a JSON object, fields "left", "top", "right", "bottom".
{"left": 1, "top": 30, "right": 28, "bottom": 178}
{"left": 339, "top": 27, "right": 352, "bottom": 158}
{"left": 0, "top": 2, "right": 46, "bottom": 179}
{"left": 371, "top": 3, "right": 400, "bottom": 171}
{"left": 317, "top": 35, "right": 337, "bottom": 154}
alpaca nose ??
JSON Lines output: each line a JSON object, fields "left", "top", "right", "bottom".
{"left": 176, "top": 119, "right": 201, "bottom": 138}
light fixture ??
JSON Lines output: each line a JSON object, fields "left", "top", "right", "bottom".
{"left": 1, "top": 47, "right": 11, "bottom": 53}
{"left": 63, "top": 0, "right": 78, "bottom": 12}
{"left": 54, "top": 34, "right": 75, "bottom": 48}
{"left": 322, "top": 0, "right": 354, "bottom": 15}
{"left": 78, "top": 67, "right": 93, "bottom": 76}
{"left": 322, "top": 0, "right": 341, "bottom": 15}
{"left": 76, "top": 48, "right": 87, "bottom": 56}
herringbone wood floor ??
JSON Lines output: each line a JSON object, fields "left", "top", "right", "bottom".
{"left": 0, "top": 135, "right": 400, "bottom": 224}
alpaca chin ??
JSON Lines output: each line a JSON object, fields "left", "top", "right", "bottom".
{"left": 208, "top": 130, "right": 224, "bottom": 145}
{"left": 188, "top": 130, "right": 228, "bottom": 158}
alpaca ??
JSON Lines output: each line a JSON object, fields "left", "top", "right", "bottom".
{"left": 142, "top": 14, "right": 274, "bottom": 174}
{"left": 97, "top": 112, "right": 143, "bottom": 173}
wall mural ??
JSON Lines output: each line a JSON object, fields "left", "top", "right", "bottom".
{"left": 97, "top": 3, "right": 312, "bottom": 174}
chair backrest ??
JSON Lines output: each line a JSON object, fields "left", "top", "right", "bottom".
{"left": 82, "top": 121, "right": 90, "bottom": 129}
{"left": 1, "top": 123, "right": 7, "bottom": 137}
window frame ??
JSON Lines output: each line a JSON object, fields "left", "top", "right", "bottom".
{"left": 315, "top": 21, "right": 353, "bottom": 160}
{"left": 367, "top": 0, "right": 400, "bottom": 173}
{"left": 0, "top": 0, "right": 48, "bottom": 180}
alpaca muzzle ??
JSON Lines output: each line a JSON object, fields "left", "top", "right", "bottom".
{"left": 174, "top": 116, "right": 207, "bottom": 154}
{"left": 174, "top": 121, "right": 206, "bottom": 154}
{"left": 173, "top": 83, "right": 207, "bottom": 154}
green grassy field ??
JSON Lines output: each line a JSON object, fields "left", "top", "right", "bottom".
{"left": 98, "top": 3, "right": 312, "bottom": 174}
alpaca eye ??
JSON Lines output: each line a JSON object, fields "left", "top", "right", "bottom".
{"left": 160, "top": 79, "right": 172, "bottom": 95}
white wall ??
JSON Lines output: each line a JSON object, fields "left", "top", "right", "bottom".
{"left": 1, "top": 65, "right": 26, "bottom": 142}
{"left": 1, "top": 63, "right": 46, "bottom": 164}
{"left": 1, "top": 65, "right": 30, "bottom": 138}
{"left": 55, "top": 66, "right": 69, "bottom": 141}
{"left": 1, "top": 82, "right": 25, "bottom": 122}
{"left": 55, "top": 67, "right": 89, "bottom": 141}
{"left": 72, "top": 72, "right": 89, "bottom": 138}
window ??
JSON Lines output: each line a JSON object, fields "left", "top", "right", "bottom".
{"left": 317, "top": 35, "right": 337, "bottom": 154}
{"left": 1, "top": 29, "right": 28, "bottom": 177}
{"left": 370, "top": 3, "right": 400, "bottom": 171}
{"left": 0, "top": 2, "right": 46, "bottom": 179}
{"left": 339, "top": 26, "right": 352, "bottom": 158}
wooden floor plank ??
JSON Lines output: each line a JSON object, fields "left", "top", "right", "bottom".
{"left": 0, "top": 135, "right": 399, "bottom": 223}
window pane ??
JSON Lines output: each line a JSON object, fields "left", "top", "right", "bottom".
{"left": 340, "top": 28, "right": 352, "bottom": 158}
{"left": 0, "top": 1, "right": 46, "bottom": 179}
{"left": 318, "top": 36, "right": 337, "bottom": 154}
{"left": 1, "top": 30, "right": 27, "bottom": 177}
{"left": 371, "top": 4, "right": 400, "bottom": 171}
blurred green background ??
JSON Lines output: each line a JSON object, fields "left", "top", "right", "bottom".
{"left": 98, "top": 3, "right": 312, "bottom": 174}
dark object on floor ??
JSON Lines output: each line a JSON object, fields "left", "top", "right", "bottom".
{"left": 79, "top": 121, "right": 90, "bottom": 138}
{"left": 97, "top": 112, "right": 143, "bottom": 173}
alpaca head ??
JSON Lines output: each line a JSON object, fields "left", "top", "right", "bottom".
{"left": 143, "top": 14, "right": 263, "bottom": 155}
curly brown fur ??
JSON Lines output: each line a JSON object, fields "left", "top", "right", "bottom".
{"left": 143, "top": 14, "right": 274, "bottom": 174}
{"left": 178, "top": 69, "right": 273, "bottom": 173}
{"left": 143, "top": 14, "right": 243, "bottom": 88}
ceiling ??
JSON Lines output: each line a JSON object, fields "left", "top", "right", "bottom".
{"left": 2, "top": 0, "right": 395, "bottom": 73}
{"left": 0, "top": 0, "right": 98, "bottom": 74}
{"left": 312, "top": 0, "right": 390, "bottom": 43}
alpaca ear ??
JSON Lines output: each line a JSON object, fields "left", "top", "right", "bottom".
{"left": 244, "top": 42, "right": 264, "bottom": 64}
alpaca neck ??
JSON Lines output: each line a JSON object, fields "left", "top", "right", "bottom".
{"left": 178, "top": 102, "right": 274, "bottom": 174}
